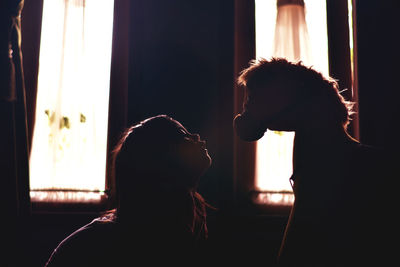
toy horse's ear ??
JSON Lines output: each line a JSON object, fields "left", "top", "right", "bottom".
{"left": 233, "top": 112, "right": 267, "bottom": 142}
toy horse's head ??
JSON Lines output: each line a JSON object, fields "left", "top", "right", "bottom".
{"left": 233, "top": 81, "right": 300, "bottom": 141}
{"left": 234, "top": 58, "right": 352, "bottom": 141}
{"left": 234, "top": 58, "right": 309, "bottom": 141}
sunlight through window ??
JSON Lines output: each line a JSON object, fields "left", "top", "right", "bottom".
{"left": 29, "top": 0, "right": 114, "bottom": 202}
{"left": 255, "top": 0, "right": 329, "bottom": 205}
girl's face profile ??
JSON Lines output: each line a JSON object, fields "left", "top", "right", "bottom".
{"left": 132, "top": 116, "right": 211, "bottom": 185}
{"left": 173, "top": 121, "right": 212, "bottom": 177}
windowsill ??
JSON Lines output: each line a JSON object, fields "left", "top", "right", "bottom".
{"left": 251, "top": 191, "right": 294, "bottom": 206}
{"left": 246, "top": 190, "right": 294, "bottom": 215}
{"left": 30, "top": 190, "right": 110, "bottom": 213}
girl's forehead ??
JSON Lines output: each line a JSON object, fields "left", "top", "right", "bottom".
{"left": 173, "top": 120, "right": 189, "bottom": 133}
{"left": 157, "top": 119, "right": 190, "bottom": 140}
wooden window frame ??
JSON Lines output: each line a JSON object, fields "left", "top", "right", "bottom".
{"left": 233, "top": 0, "right": 357, "bottom": 214}
{"left": 21, "top": 0, "right": 130, "bottom": 213}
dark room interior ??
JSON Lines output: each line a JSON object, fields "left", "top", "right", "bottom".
{"left": 1, "top": 0, "right": 399, "bottom": 266}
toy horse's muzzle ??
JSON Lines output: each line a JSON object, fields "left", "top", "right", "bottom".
{"left": 233, "top": 111, "right": 268, "bottom": 142}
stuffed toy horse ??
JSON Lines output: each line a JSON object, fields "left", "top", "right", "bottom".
{"left": 234, "top": 58, "right": 398, "bottom": 266}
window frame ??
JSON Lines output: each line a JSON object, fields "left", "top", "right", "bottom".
{"left": 22, "top": 0, "right": 130, "bottom": 213}
{"left": 233, "top": 0, "right": 358, "bottom": 214}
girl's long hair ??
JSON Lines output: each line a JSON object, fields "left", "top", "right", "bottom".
{"left": 107, "top": 115, "right": 214, "bottom": 241}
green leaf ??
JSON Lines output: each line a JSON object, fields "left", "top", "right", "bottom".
{"left": 60, "top": 116, "right": 70, "bottom": 129}
{"left": 50, "top": 112, "right": 55, "bottom": 124}
{"left": 45, "top": 110, "right": 56, "bottom": 125}
{"left": 80, "top": 113, "right": 86, "bottom": 123}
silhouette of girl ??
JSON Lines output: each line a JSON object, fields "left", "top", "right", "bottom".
{"left": 46, "top": 115, "right": 213, "bottom": 266}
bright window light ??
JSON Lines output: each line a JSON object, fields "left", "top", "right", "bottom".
{"left": 255, "top": 0, "right": 329, "bottom": 205}
{"left": 29, "top": 0, "right": 114, "bottom": 202}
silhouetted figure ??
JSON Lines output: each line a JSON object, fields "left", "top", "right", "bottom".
{"left": 45, "top": 115, "right": 213, "bottom": 266}
{"left": 234, "top": 58, "right": 398, "bottom": 266}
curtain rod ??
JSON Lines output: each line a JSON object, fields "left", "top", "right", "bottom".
{"left": 277, "top": 0, "right": 305, "bottom": 7}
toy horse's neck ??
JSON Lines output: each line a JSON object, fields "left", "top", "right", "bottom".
{"left": 294, "top": 124, "right": 356, "bottom": 153}
{"left": 292, "top": 127, "right": 358, "bottom": 186}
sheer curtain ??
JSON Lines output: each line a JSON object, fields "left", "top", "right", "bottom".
{"left": 29, "top": 0, "right": 114, "bottom": 202}
{"left": 273, "top": 0, "right": 311, "bottom": 64}
{"left": 255, "top": 0, "right": 328, "bottom": 204}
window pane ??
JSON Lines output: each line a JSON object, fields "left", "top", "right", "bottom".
{"left": 255, "top": 0, "right": 328, "bottom": 205}
{"left": 29, "top": 0, "right": 114, "bottom": 202}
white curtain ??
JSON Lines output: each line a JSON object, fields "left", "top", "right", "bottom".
{"left": 29, "top": 0, "right": 114, "bottom": 200}
{"left": 255, "top": 0, "right": 327, "bottom": 204}
{"left": 273, "top": 0, "right": 312, "bottom": 65}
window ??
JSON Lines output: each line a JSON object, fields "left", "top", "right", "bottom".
{"left": 254, "top": 0, "right": 329, "bottom": 205}
{"left": 29, "top": 0, "right": 115, "bottom": 203}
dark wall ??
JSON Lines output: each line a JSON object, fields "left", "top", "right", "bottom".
{"left": 356, "top": 1, "right": 400, "bottom": 150}
{"left": 128, "top": 0, "right": 219, "bottom": 123}
{"left": 127, "top": 0, "right": 235, "bottom": 208}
